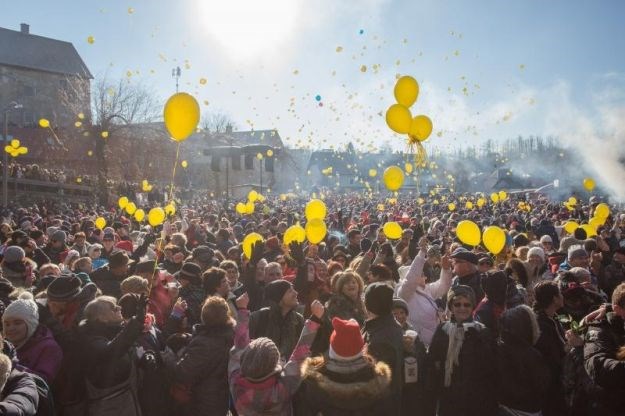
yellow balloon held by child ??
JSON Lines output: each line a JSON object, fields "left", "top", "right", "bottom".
{"left": 242, "top": 233, "right": 264, "bottom": 260}
{"left": 163, "top": 92, "right": 200, "bottom": 142}
{"left": 383, "top": 166, "right": 404, "bottom": 191}
{"left": 383, "top": 222, "right": 402, "bottom": 240}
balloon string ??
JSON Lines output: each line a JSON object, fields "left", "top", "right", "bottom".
{"left": 169, "top": 142, "right": 181, "bottom": 202}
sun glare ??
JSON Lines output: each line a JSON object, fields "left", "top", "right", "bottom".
{"left": 197, "top": 0, "right": 299, "bottom": 60}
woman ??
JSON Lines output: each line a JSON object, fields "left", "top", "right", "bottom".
{"left": 533, "top": 280, "right": 566, "bottom": 416}
{"left": 425, "top": 285, "right": 498, "bottom": 416}
{"left": 172, "top": 296, "right": 235, "bottom": 416}
{"left": 2, "top": 292, "right": 63, "bottom": 383}
{"left": 0, "top": 246, "right": 36, "bottom": 288}
{"left": 88, "top": 243, "right": 107, "bottom": 270}
{"left": 326, "top": 271, "right": 366, "bottom": 325}
{"left": 497, "top": 305, "right": 550, "bottom": 416}
{"left": 506, "top": 258, "right": 531, "bottom": 302}
{"left": 297, "top": 317, "right": 392, "bottom": 416}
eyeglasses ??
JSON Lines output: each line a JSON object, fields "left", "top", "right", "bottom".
{"left": 452, "top": 302, "right": 472, "bottom": 308}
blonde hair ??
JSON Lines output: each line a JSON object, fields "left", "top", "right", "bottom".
{"left": 331, "top": 270, "right": 364, "bottom": 296}
{"left": 201, "top": 296, "right": 235, "bottom": 327}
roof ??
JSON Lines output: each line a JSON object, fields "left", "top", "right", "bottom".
{"left": 0, "top": 26, "right": 93, "bottom": 79}
{"left": 230, "top": 130, "right": 283, "bottom": 148}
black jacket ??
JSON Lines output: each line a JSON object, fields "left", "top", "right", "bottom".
{"left": 0, "top": 343, "right": 39, "bottom": 415}
{"left": 174, "top": 323, "right": 234, "bottom": 416}
{"left": 297, "top": 356, "right": 392, "bottom": 416}
{"left": 425, "top": 320, "right": 498, "bottom": 416}
{"left": 90, "top": 265, "right": 125, "bottom": 298}
{"left": 584, "top": 313, "right": 625, "bottom": 416}
{"left": 249, "top": 304, "right": 304, "bottom": 359}
{"left": 534, "top": 310, "right": 566, "bottom": 416}
{"left": 362, "top": 313, "right": 404, "bottom": 416}
{"left": 452, "top": 271, "right": 484, "bottom": 303}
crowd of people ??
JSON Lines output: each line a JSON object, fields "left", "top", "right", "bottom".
{"left": 0, "top": 190, "right": 623, "bottom": 416}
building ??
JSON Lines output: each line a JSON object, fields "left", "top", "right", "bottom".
{"left": 0, "top": 23, "right": 92, "bottom": 127}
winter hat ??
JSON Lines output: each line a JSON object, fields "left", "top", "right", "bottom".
{"left": 240, "top": 337, "right": 282, "bottom": 382}
{"left": 102, "top": 232, "right": 116, "bottom": 242}
{"left": 134, "top": 260, "right": 157, "bottom": 274}
{"left": 108, "top": 250, "right": 132, "bottom": 269}
{"left": 192, "top": 245, "right": 214, "bottom": 263}
{"left": 47, "top": 274, "right": 83, "bottom": 302}
{"left": 51, "top": 230, "right": 67, "bottom": 244}
{"left": 513, "top": 234, "right": 529, "bottom": 248}
{"left": 175, "top": 262, "right": 202, "bottom": 285}
{"left": 3, "top": 292, "right": 39, "bottom": 346}
{"left": 87, "top": 243, "right": 103, "bottom": 257}
{"left": 329, "top": 317, "right": 365, "bottom": 361}
{"left": 527, "top": 247, "right": 546, "bottom": 262}
{"left": 115, "top": 240, "right": 133, "bottom": 254}
{"left": 3, "top": 246, "right": 25, "bottom": 263}
{"left": 450, "top": 248, "right": 479, "bottom": 265}
{"left": 120, "top": 275, "right": 149, "bottom": 296}
{"left": 364, "top": 282, "right": 394, "bottom": 316}
{"left": 264, "top": 279, "right": 292, "bottom": 304}
{"left": 559, "top": 236, "right": 579, "bottom": 254}
{"left": 568, "top": 245, "right": 588, "bottom": 261}
{"left": 392, "top": 298, "right": 409, "bottom": 315}
{"left": 46, "top": 226, "right": 58, "bottom": 238}
{"left": 539, "top": 235, "right": 553, "bottom": 244}
{"left": 446, "top": 285, "right": 476, "bottom": 310}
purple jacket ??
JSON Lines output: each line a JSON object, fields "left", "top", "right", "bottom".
{"left": 17, "top": 324, "right": 63, "bottom": 383}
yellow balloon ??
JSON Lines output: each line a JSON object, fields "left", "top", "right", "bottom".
{"left": 118, "top": 196, "right": 129, "bottom": 209}
{"left": 477, "top": 197, "right": 486, "bottom": 208}
{"left": 456, "top": 220, "right": 481, "bottom": 246}
{"left": 595, "top": 203, "right": 610, "bottom": 219}
{"left": 408, "top": 115, "right": 433, "bottom": 142}
{"left": 125, "top": 202, "right": 137, "bottom": 215}
{"left": 385, "top": 104, "right": 412, "bottom": 134}
{"left": 383, "top": 222, "right": 403, "bottom": 240}
{"left": 305, "top": 219, "right": 327, "bottom": 244}
{"left": 448, "top": 203, "right": 456, "bottom": 211}
{"left": 236, "top": 202, "right": 246, "bottom": 214}
{"left": 245, "top": 201, "right": 255, "bottom": 214}
{"left": 498, "top": 191, "right": 507, "bottom": 201}
{"left": 134, "top": 209, "right": 145, "bottom": 222}
{"left": 394, "top": 75, "right": 419, "bottom": 107}
{"left": 163, "top": 92, "right": 200, "bottom": 142}
{"left": 95, "top": 217, "right": 106, "bottom": 230}
{"left": 305, "top": 199, "right": 327, "bottom": 220}
{"left": 38, "top": 118, "right": 50, "bottom": 128}
{"left": 283, "top": 224, "right": 306, "bottom": 245}
{"left": 589, "top": 217, "right": 603, "bottom": 230}
{"left": 567, "top": 197, "right": 577, "bottom": 206}
{"left": 404, "top": 163, "right": 413, "bottom": 174}
{"left": 483, "top": 226, "right": 506, "bottom": 255}
{"left": 580, "top": 224, "right": 597, "bottom": 238}
{"left": 490, "top": 192, "right": 500, "bottom": 203}
{"left": 583, "top": 178, "right": 595, "bottom": 191}
{"left": 465, "top": 201, "right": 474, "bottom": 209}
{"left": 10, "top": 139, "right": 19, "bottom": 148}
{"left": 564, "top": 221, "right": 579, "bottom": 234}
{"left": 369, "top": 169, "right": 377, "bottom": 177}
{"left": 242, "top": 233, "right": 264, "bottom": 260}
{"left": 148, "top": 207, "right": 165, "bottom": 227}
{"left": 165, "top": 203, "right": 176, "bottom": 216}
{"left": 248, "top": 190, "right": 259, "bottom": 203}
{"left": 181, "top": 160, "right": 188, "bottom": 168}
{"left": 383, "top": 166, "right": 404, "bottom": 191}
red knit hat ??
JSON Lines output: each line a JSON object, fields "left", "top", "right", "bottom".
{"left": 115, "top": 240, "right": 133, "bottom": 254}
{"left": 329, "top": 317, "right": 364, "bottom": 361}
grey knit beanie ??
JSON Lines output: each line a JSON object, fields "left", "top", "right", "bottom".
{"left": 2, "top": 292, "right": 39, "bottom": 347}
{"left": 240, "top": 337, "right": 281, "bottom": 381}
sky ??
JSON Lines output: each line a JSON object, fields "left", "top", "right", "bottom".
{"left": 2, "top": 0, "right": 625, "bottom": 157}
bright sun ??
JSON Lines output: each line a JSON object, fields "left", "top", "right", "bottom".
{"left": 197, "top": 0, "right": 299, "bottom": 60}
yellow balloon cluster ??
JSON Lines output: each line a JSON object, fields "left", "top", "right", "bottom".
{"left": 142, "top": 180, "right": 153, "bottom": 192}
{"left": 163, "top": 93, "right": 200, "bottom": 142}
{"left": 305, "top": 199, "right": 327, "bottom": 220}
{"left": 4, "top": 139, "right": 28, "bottom": 157}
{"left": 305, "top": 219, "right": 327, "bottom": 244}
{"left": 385, "top": 75, "right": 433, "bottom": 147}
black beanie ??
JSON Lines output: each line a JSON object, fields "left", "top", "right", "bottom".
{"left": 264, "top": 280, "right": 292, "bottom": 305}
{"left": 364, "top": 282, "right": 394, "bottom": 316}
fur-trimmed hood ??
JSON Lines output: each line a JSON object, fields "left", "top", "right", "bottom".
{"left": 300, "top": 355, "right": 391, "bottom": 411}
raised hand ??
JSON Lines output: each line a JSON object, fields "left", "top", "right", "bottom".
{"left": 236, "top": 293, "right": 250, "bottom": 310}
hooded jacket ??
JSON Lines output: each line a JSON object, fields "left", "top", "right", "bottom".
{"left": 16, "top": 324, "right": 63, "bottom": 384}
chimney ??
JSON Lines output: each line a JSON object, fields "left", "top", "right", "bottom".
{"left": 20, "top": 23, "right": 29, "bottom": 34}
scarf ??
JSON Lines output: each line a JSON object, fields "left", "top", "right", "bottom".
{"left": 442, "top": 321, "right": 465, "bottom": 387}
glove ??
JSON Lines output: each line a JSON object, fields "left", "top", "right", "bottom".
{"left": 289, "top": 242, "right": 305, "bottom": 266}
{"left": 249, "top": 241, "right": 266, "bottom": 267}
{"left": 136, "top": 294, "right": 149, "bottom": 323}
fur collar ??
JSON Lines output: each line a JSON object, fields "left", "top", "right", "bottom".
{"left": 301, "top": 356, "right": 391, "bottom": 409}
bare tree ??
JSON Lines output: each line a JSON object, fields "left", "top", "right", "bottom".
{"left": 201, "top": 112, "right": 237, "bottom": 133}
{"left": 60, "top": 74, "right": 160, "bottom": 203}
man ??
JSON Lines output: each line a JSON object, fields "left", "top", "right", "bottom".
{"left": 191, "top": 245, "right": 214, "bottom": 272}
{"left": 100, "top": 232, "right": 116, "bottom": 260}
{"left": 477, "top": 253, "right": 494, "bottom": 274}
{"left": 42, "top": 230, "right": 68, "bottom": 264}
{"left": 584, "top": 282, "right": 625, "bottom": 416}
{"left": 450, "top": 248, "right": 484, "bottom": 303}
{"left": 347, "top": 229, "right": 362, "bottom": 259}
{"left": 202, "top": 267, "right": 237, "bottom": 318}
{"left": 248, "top": 279, "right": 304, "bottom": 359}
{"left": 70, "top": 232, "right": 90, "bottom": 257}
{"left": 599, "top": 247, "right": 625, "bottom": 299}
{"left": 90, "top": 250, "right": 133, "bottom": 298}
{"left": 363, "top": 282, "right": 404, "bottom": 416}
{"left": 220, "top": 260, "right": 242, "bottom": 294}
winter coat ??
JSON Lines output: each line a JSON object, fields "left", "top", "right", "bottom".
{"left": 229, "top": 309, "right": 320, "bottom": 416}
{"left": 1, "top": 259, "right": 36, "bottom": 288}
{"left": 599, "top": 260, "right": 625, "bottom": 299}
{"left": 16, "top": 324, "right": 63, "bottom": 384}
{"left": 362, "top": 313, "right": 404, "bottom": 416}
{"left": 534, "top": 310, "right": 567, "bottom": 416}
{"left": 135, "top": 327, "right": 174, "bottom": 416}
{"left": 583, "top": 312, "right": 625, "bottom": 416}
{"left": 249, "top": 304, "right": 304, "bottom": 359}
{"left": 42, "top": 244, "right": 67, "bottom": 265}
{"left": 173, "top": 323, "right": 234, "bottom": 416}
{"left": 90, "top": 265, "right": 125, "bottom": 298}
{"left": 178, "top": 283, "right": 205, "bottom": 327}
{"left": 395, "top": 251, "right": 452, "bottom": 346}
{"left": 425, "top": 320, "right": 498, "bottom": 416}
{"left": 325, "top": 294, "right": 366, "bottom": 326}
{"left": 451, "top": 271, "right": 484, "bottom": 304}
{"left": 28, "top": 247, "right": 50, "bottom": 269}
{"left": 78, "top": 318, "right": 143, "bottom": 416}
{"left": 297, "top": 355, "right": 392, "bottom": 416}
{"left": 0, "top": 367, "right": 39, "bottom": 415}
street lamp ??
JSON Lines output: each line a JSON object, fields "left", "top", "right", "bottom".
{"left": 3, "top": 101, "right": 23, "bottom": 207}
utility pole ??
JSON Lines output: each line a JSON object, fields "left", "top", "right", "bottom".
{"left": 171, "top": 66, "right": 181, "bottom": 93}
{"left": 2, "top": 102, "right": 23, "bottom": 207}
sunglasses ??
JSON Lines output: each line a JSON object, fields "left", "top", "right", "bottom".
{"left": 452, "top": 302, "right": 472, "bottom": 308}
